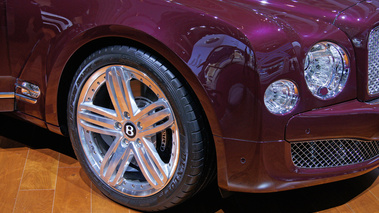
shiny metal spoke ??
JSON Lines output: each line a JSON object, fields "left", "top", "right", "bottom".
{"left": 139, "top": 108, "right": 171, "bottom": 129}
{"left": 106, "top": 66, "right": 139, "bottom": 119}
{"left": 133, "top": 139, "right": 168, "bottom": 189}
{"left": 111, "top": 150, "right": 134, "bottom": 186}
{"left": 79, "top": 102, "right": 118, "bottom": 120}
{"left": 135, "top": 99, "right": 174, "bottom": 137}
{"left": 78, "top": 103, "right": 119, "bottom": 127}
{"left": 133, "top": 99, "right": 169, "bottom": 121}
{"left": 139, "top": 116, "right": 174, "bottom": 138}
{"left": 100, "top": 137, "right": 133, "bottom": 186}
{"left": 78, "top": 102, "right": 120, "bottom": 136}
{"left": 78, "top": 118, "right": 120, "bottom": 136}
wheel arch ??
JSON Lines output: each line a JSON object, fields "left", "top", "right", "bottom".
{"left": 45, "top": 26, "right": 222, "bottom": 142}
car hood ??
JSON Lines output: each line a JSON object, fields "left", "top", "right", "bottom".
{"left": 223, "top": 0, "right": 363, "bottom": 24}
{"left": 173, "top": 0, "right": 364, "bottom": 44}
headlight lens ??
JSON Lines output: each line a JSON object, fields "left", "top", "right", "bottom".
{"left": 304, "top": 42, "right": 350, "bottom": 100}
{"left": 264, "top": 80, "right": 299, "bottom": 115}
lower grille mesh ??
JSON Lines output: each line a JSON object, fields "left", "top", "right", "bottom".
{"left": 291, "top": 139, "right": 379, "bottom": 168}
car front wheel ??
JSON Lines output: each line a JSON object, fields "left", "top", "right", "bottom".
{"left": 67, "top": 45, "right": 213, "bottom": 211}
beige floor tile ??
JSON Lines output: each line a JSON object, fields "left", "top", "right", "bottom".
{"left": 53, "top": 167, "right": 91, "bottom": 213}
{"left": 20, "top": 149, "right": 59, "bottom": 190}
{"left": 14, "top": 190, "right": 55, "bottom": 213}
{"left": 0, "top": 147, "right": 29, "bottom": 213}
{"left": 347, "top": 192, "right": 379, "bottom": 213}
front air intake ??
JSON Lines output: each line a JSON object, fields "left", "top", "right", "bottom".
{"left": 291, "top": 139, "right": 379, "bottom": 168}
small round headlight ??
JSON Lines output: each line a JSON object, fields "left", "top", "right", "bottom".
{"left": 304, "top": 42, "right": 350, "bottom": 100}
{"left": 264, "top": 79, "right": 299, "bottom": 115}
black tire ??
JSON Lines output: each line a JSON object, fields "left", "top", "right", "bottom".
{"left": 67, "top": 45, "right": 213, "bottom": 211}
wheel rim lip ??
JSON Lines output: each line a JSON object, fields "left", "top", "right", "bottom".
{"left": 76, "top": 64, "right": 180, "bottom": 197}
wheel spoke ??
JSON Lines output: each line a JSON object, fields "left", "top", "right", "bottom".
{"left": 139, "top": 117, "right": 174, "bottom": 137}
{"left": 79, "top": 102, "right": 118, "bottom": 119}
{"left": 78, "top": 102, "right": 120, "bottom": 136}
{"left": 133, "top": 139, "right": 168, "bottom": 189}
{"left": 135, "top": 99, "right": 174, "bottom": 137}
{"left": 78, "top": 102, "right": 118, "bottom": 127}
{"left": 106, "top": 66, "right": 139, "bottom": 119}
{"left": 78, "top": 120, "right": 120, "bottom": 136}
{"left": 100, "top": 137, "right": 133, "bottom": 186}
{"left": 139, "top": 108, "right": 171, "bottom": 129}
{"left": 133, "top": 99, "right": 168, "bottom": 121}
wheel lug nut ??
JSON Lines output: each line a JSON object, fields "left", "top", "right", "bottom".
{"left": 124, "top": 111, "right": 130, "bottom": 119}
{"left": 121, "top": 139, "right": 128, "bottom": 148}
{"left": 115, "top": 122, "right": 122, "bottom": 130}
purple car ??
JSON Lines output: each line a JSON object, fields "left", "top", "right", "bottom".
{"left": 1, "top": 0, "right": 378, "bottom": 211}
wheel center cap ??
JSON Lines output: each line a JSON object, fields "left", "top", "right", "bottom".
{"left": 124, "top": 123, "right": 137, "bottom": 138}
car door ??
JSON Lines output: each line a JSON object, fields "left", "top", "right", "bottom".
{"left": 0, "top": 0, "right": 15, "bottom": 112}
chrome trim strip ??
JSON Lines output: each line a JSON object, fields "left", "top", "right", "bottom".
{"left": 0, "top": 92, "right": 15, "bottom": 99}
{"left": 15, "top": 94, "right": 37, "bottom": 104}
{"left": 366, "top": 98, "right": 379, "bottom": 105}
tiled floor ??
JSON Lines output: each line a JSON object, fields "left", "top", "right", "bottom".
{"left": 0, "top": 114, "right": 378, "bottom": 213}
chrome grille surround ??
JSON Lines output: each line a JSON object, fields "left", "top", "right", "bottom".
{"left": 291, "top": 139, "right": 379, "bottom": 168}
{"left": 368, "top": 26, "right": 379, "bottom": 95}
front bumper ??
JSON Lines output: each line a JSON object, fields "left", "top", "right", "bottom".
{"left": 216, "top": 99, "right": 379, "bottom": 193}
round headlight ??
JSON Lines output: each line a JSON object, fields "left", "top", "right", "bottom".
{"left": 304, "top": 42, "right": 350, "bottom": 100}
{"left": 264, "top": 79, "right": 299, "bottom": 115}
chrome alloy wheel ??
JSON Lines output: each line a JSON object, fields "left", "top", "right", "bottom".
{"left": 76, "top": 65, "right": 179, "bottom": 197}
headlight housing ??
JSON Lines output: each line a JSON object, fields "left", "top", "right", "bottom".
{"left": 264, "top": 80, "right": 299, "bottom": 115}
{"left": 304, "top": 42, "right": 350, "bottom": 100}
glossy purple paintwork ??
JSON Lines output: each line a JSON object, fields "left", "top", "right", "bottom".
{"left": 287, "top": 100, "right": 379, "bottom": 142}
{"left": 1, "top": 0, "right": 379, "bottom": 193}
